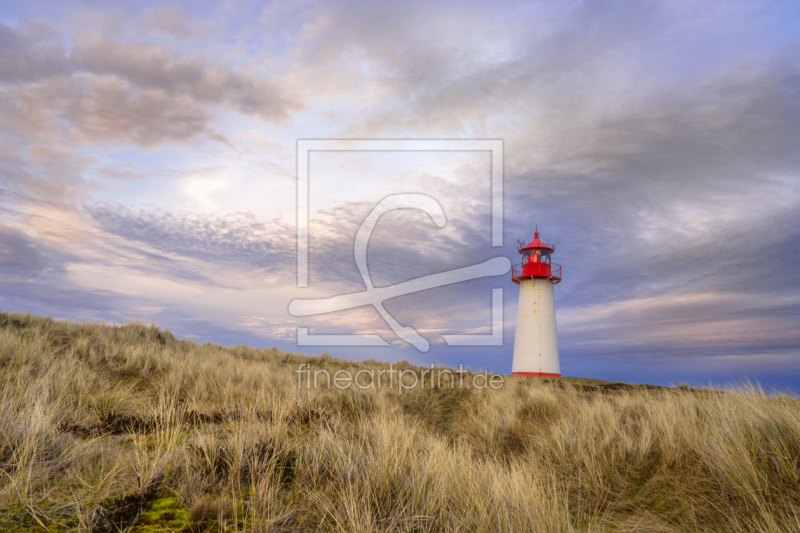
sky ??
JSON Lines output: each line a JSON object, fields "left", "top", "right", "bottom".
{"left": 1, "top": 0, "right": 799, "bottom": 391}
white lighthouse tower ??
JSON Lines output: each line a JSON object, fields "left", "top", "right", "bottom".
{"left": 511, "top": 230, "right": 562, "bottom": 376}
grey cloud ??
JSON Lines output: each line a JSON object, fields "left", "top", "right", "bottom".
{"left": 87, "top": 197, "right": 500, "bottom": 293}
{"left": 0, "top": 19, "right": 302, "bottom": 200}
{"left": 207, "top": 130, "right": 235, "bottom": 149}
{"left": 66, "top": 74, "right": 210, "bottom": 145}
{"left": 558, "top": 66, "right": 800, "bottom": 187}
{"left": 1, "top": 194, "right": 237, "bottom": 296}
{"left": 501, "top": 64, "right": 800, "bottom": 302}
{"left": 0, "top": 193, "right": 503, "bottom": 354}
{"left": 0, "top": 224, "right": 69, "bottom": 278}
{"left": 0, "top": 192, "right": 229, "bottom": 289}
{"left": 298, "top": 0, "right": 800, "bottom": 177}
{"left": 106, "top": 241, "right": 229, "bottom": 288}
{"left": 0, "top": 21, "right": 70, "bottom": 82}
{"left": 0, "top": 135, "right": 89, "bottom": 201}
{"left": 0, "top": 74, "right": 71, "bottom": 142}
{"left": 71, "top": 36, "right": 300, "bottom": 122}
{"left": 0, "top": 22, "right": 301, "bottom": 152}
{"left": 505, "top": 175, "right": 800, "bottom": 307}
{"left": 88, "top": 205, "right": 297, "bottom": 276}
{"left": 559, "top": 290, "right": 800, "bottom": 361}
{"left": 306, "top": 198, "right": 501, "bottom": 290}
{"left": 0, "top": 278, "right": 170, "bottom": 327}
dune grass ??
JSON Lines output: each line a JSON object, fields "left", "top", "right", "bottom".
{"left": 0, "top": 310, "right": 798, "bottom": 532}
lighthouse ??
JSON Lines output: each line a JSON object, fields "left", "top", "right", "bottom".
{"left": 511, "top": 230, "right": 562, "bottom": 376}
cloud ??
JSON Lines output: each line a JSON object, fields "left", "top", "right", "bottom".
{"left": 66, "top": 74, "right": 211, "bottom": 145}
{"left": 0, "top": 224, "right": 71, "bottom": 278}
{"left": 207, "top": 130, "right": 235, "bottom": 149}
{"left": 87, "top": 205, "right": 296, "bottom": 277}
{"left": 0, "top": 19, "right": 303, "bottom": 200}
{"left": 560, "top": 289, "right": 800, "bottom": 359}
{"left": 280, "top": 0, "right": 800, "bottom": 182}
{"left": 87, "top": 195, "right": 485, "bottom": 285}
{"left": 0, "top": 21, "right": 301, "bottom": 152}
{"left": 71, "top": 36, "right": 300, "bottom": 122}
{"left": 0, "top": 21, "right": 70, "bottom": 82}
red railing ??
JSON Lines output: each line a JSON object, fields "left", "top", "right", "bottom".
{"left": 511, "top": 262, "right": 561, "bottom": 284}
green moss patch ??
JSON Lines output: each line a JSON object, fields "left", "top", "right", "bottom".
{"left": 132, "top": 497, "right": 193, "bottom": 532}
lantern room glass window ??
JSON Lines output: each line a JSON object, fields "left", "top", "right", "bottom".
{"left": 523, "top": 250, "right": 551, "bottom": 264}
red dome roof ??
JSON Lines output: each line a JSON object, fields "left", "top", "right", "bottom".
{"left": 519, "top": 231, "right": 554, "bottom": 252}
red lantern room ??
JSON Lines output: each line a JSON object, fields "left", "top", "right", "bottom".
{"left": 511, "top": 231, "right": 562, "bottom": 284}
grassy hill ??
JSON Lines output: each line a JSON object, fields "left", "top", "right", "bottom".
{"left": 0, "top": 311, "right": 798, "bottom": 532}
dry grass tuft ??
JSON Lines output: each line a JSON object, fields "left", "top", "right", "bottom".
{"left": 0, "top": 310, "right": 798, "bottom": 532}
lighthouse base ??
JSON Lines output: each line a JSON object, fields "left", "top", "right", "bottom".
{"left": 512, "top": 372, "right": 561, "bottom": 377}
